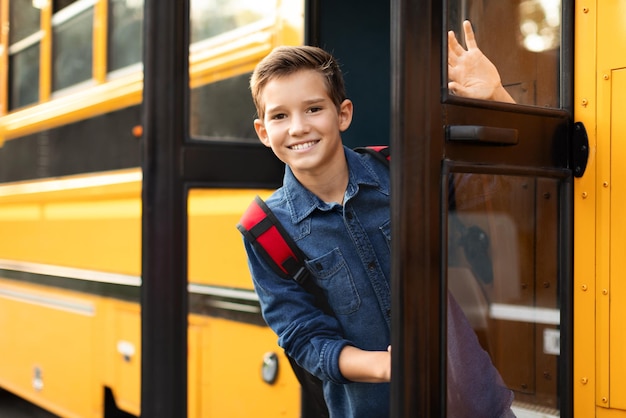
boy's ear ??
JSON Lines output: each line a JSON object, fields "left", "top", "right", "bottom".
{"left": 338, "top": 99, "right": 353, "bottom": 132}
{"left": 254, "top": 119, "right": 271, "bottom": 147}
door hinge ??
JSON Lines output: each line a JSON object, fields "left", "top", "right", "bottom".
{"left": 571, "top": 122, "right": 589, "bottom": 178}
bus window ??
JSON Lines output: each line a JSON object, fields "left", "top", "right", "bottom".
{"left": 447, "top": 0, "right": 562, "bottom": 108}
{"left": 107, "top": 0, "right": 143, "bottom": 73}
{"left": 189, "top": 72, "right": 259, "bottom": 142}
{"left": 188, "top": 0, "right": 304, "bottom": 143}
{"left": 8, "top": 0, "right": 41, "bottom": 110}
{"left": 447, "top": 171, "right": 561, "bottom": 416}
{"left": 190, "top": 0, "right": 276, "bottom": 45}
{"left": 51, "top": 0, "right": 95, "bottom": 92}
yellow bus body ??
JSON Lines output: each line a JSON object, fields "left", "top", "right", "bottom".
{"left": 0, "top": 173, "right": 299, "bottom": 417}
{"left": 574, "top": 1, "right": 626, "bottom": 417}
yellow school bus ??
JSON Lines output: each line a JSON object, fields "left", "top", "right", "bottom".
{"left": 0, "top": 0, "right": 625, "bottom": 417}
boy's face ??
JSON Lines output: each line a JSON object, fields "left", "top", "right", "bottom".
{"left": 254, "top": 69, "right": 352, "bottom": 177}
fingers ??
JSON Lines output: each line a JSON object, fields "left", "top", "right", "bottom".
{"left": 448, "top": 30, "right": 463, "bottom": 68}
{"left": 462, "top": 20, "right": 478, "bottom": 50}
{"left": 448, "top": 30, "right": 464, "bottom": 57}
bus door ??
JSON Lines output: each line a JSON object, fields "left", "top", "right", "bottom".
{"left": 141, "top": 1, "right": 284, "bottom": 417}
{"left": 390, "top": 1, "right": 580, "bottom": 417}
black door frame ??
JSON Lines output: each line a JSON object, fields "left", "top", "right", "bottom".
{"left": 141, "top": 1, "right": 189, "bottom": 416}
{"left": 390, "top": 1, "right": 446, "bottom": 416}
{"left": 140, "top": 1, "right": 282, "bottom": 417}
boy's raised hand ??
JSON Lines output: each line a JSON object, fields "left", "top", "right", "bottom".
{"left": 447, "top": 20, "right": 515, "bottom": 103}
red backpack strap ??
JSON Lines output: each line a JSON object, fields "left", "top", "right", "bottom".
{"left": 237, "top": 196, "right": 309, "bottom": 284}
{"left": 354, "top": 145, "right": 390, "bottom": 166}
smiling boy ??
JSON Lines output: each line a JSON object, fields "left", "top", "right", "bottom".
{"left": 242, "top": 30, "right": 517, "bottom": 416}
{"left": 246, "top": 46, "right": 392, "bottom": 417}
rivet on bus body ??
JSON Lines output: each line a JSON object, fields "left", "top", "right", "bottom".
{"left": 603, "top": 74, "right": 609, "bottom": 80}
{"left": 602, "top": 289, "right": 608, "bottom": 295}
{"left": 581, "top": 98, "right": 588, "bottom": 107}
{"left": 602, "top": 397, "right": 608, "bottom": 403}
{"left": 581, "top": 192, "right": 588, "bottom": 199}
{"left": 580, "top": 377, "right": 588, "bottom": 384}
{"left": 603, "top": 181, "right": 609, "bottom": 188}
{"left": 581, "top": 284, "right": 588, "bottom": 291}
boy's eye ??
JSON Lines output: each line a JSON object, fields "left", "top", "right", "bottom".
{"left": 307, "top": 106, "right": 322, "bottom": 113}
{"left": 270, "top": 113, "right": 287, "bottom": 120}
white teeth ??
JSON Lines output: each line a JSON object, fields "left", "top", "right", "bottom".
{"left": 291, "top": 141, "right": 317, "bottom": 150}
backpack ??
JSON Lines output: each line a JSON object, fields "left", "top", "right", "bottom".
{"left": 236, "top": 146, "right": 389, "bottom": 418}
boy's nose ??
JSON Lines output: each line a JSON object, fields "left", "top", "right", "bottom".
{"left": 289, "top": 115, "right": 310, "bottom": 136}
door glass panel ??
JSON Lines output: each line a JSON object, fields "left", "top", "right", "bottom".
{"left": 188, "top": 0, "right": 304, "bottom": 143}
{"left": 446, "top": 0, "right": 562, "bottom": 107}
{"left": 446, "top": 171, "right": 561, "bottom": 417}
{"left": 189, "top": 0, "right": 277, "bottom": 44}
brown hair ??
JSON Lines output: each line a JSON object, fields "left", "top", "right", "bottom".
{"left": 250, "top": 45, "right": 346, "bottom": 119}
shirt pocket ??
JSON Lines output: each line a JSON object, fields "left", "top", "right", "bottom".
{"left": 380, "top": 219, "right": 391, "bottom": 251}
{"left": 306, "top": 248, "right": 361, "bottom": 315}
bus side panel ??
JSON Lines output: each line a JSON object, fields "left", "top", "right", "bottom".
{"left": 609, "top": 68, "right": 626, "bottom": 411}
{"left": 0, "top": 180, "right": 300, "bottom": 417}
{"left": 197, "top": 316, "right": 299, "bottom": 417}
{"left": 110, "top": 304, "right": 141, "bottom": 415}
{"left": 0, "top": 280, "right": 99, "bottom": 418}
{"left": 188, "top": 189, "right": 300, "bottom": 417}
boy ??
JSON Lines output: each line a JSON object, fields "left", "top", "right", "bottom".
{"left": 243, "top": 22, "right": 514, "bottom": 418}
{"left": 247, "top": 45, "right": 392, "bottom": 417}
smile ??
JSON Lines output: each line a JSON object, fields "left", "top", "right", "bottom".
{"left": 289, "top": 140, "right": 319, "bottom": 151}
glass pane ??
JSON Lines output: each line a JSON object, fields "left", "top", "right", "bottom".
{"left": 188, "top": 0, "right": 304, "bottom": 143}
{"left": 54, "top": 0, "right": 78, "bottom": 12}
{"left": 446, "top": 172, "right": 561, "bottom": 417}
{"left": 52, "top": 6, "right": 94, "bottom": 91}
{"left": 108, "top": 0, "right": 143, "bottom": 72}
{"left": 9, "top": 0, "right": 41, "bottom": 44}
{"left": 9, "top": 44, "right": 40, "bottom": 110}
{"left": 189, "top": 72, "right": 258, "bottom": 142}
{"left": 190, "top": 0, "right": 277, "bottom": 44}
{"left": 447, "top": 0, "right": 562, "bottom": 107}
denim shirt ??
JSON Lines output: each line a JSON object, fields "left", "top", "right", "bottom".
{"left": 244, "top": 146, "right": 391, "bottom": 417}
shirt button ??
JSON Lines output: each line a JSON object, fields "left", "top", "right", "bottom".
{"left": 346, "top": 212, "right": 353, "bottom": 220}
{"left": 368, "top": 261, "right": 376, "bottom": 270}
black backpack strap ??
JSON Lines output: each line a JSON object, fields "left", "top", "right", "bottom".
{"left": 354, "top": 145, "right": 390, "bottom": 167}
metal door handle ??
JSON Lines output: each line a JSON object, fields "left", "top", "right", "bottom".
{"left": 446, "top": 125, "right": 518, "bottom": 145}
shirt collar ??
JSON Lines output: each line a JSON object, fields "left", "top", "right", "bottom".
{"left": 282, "top": 146, "right": 384, "bottom": 224}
